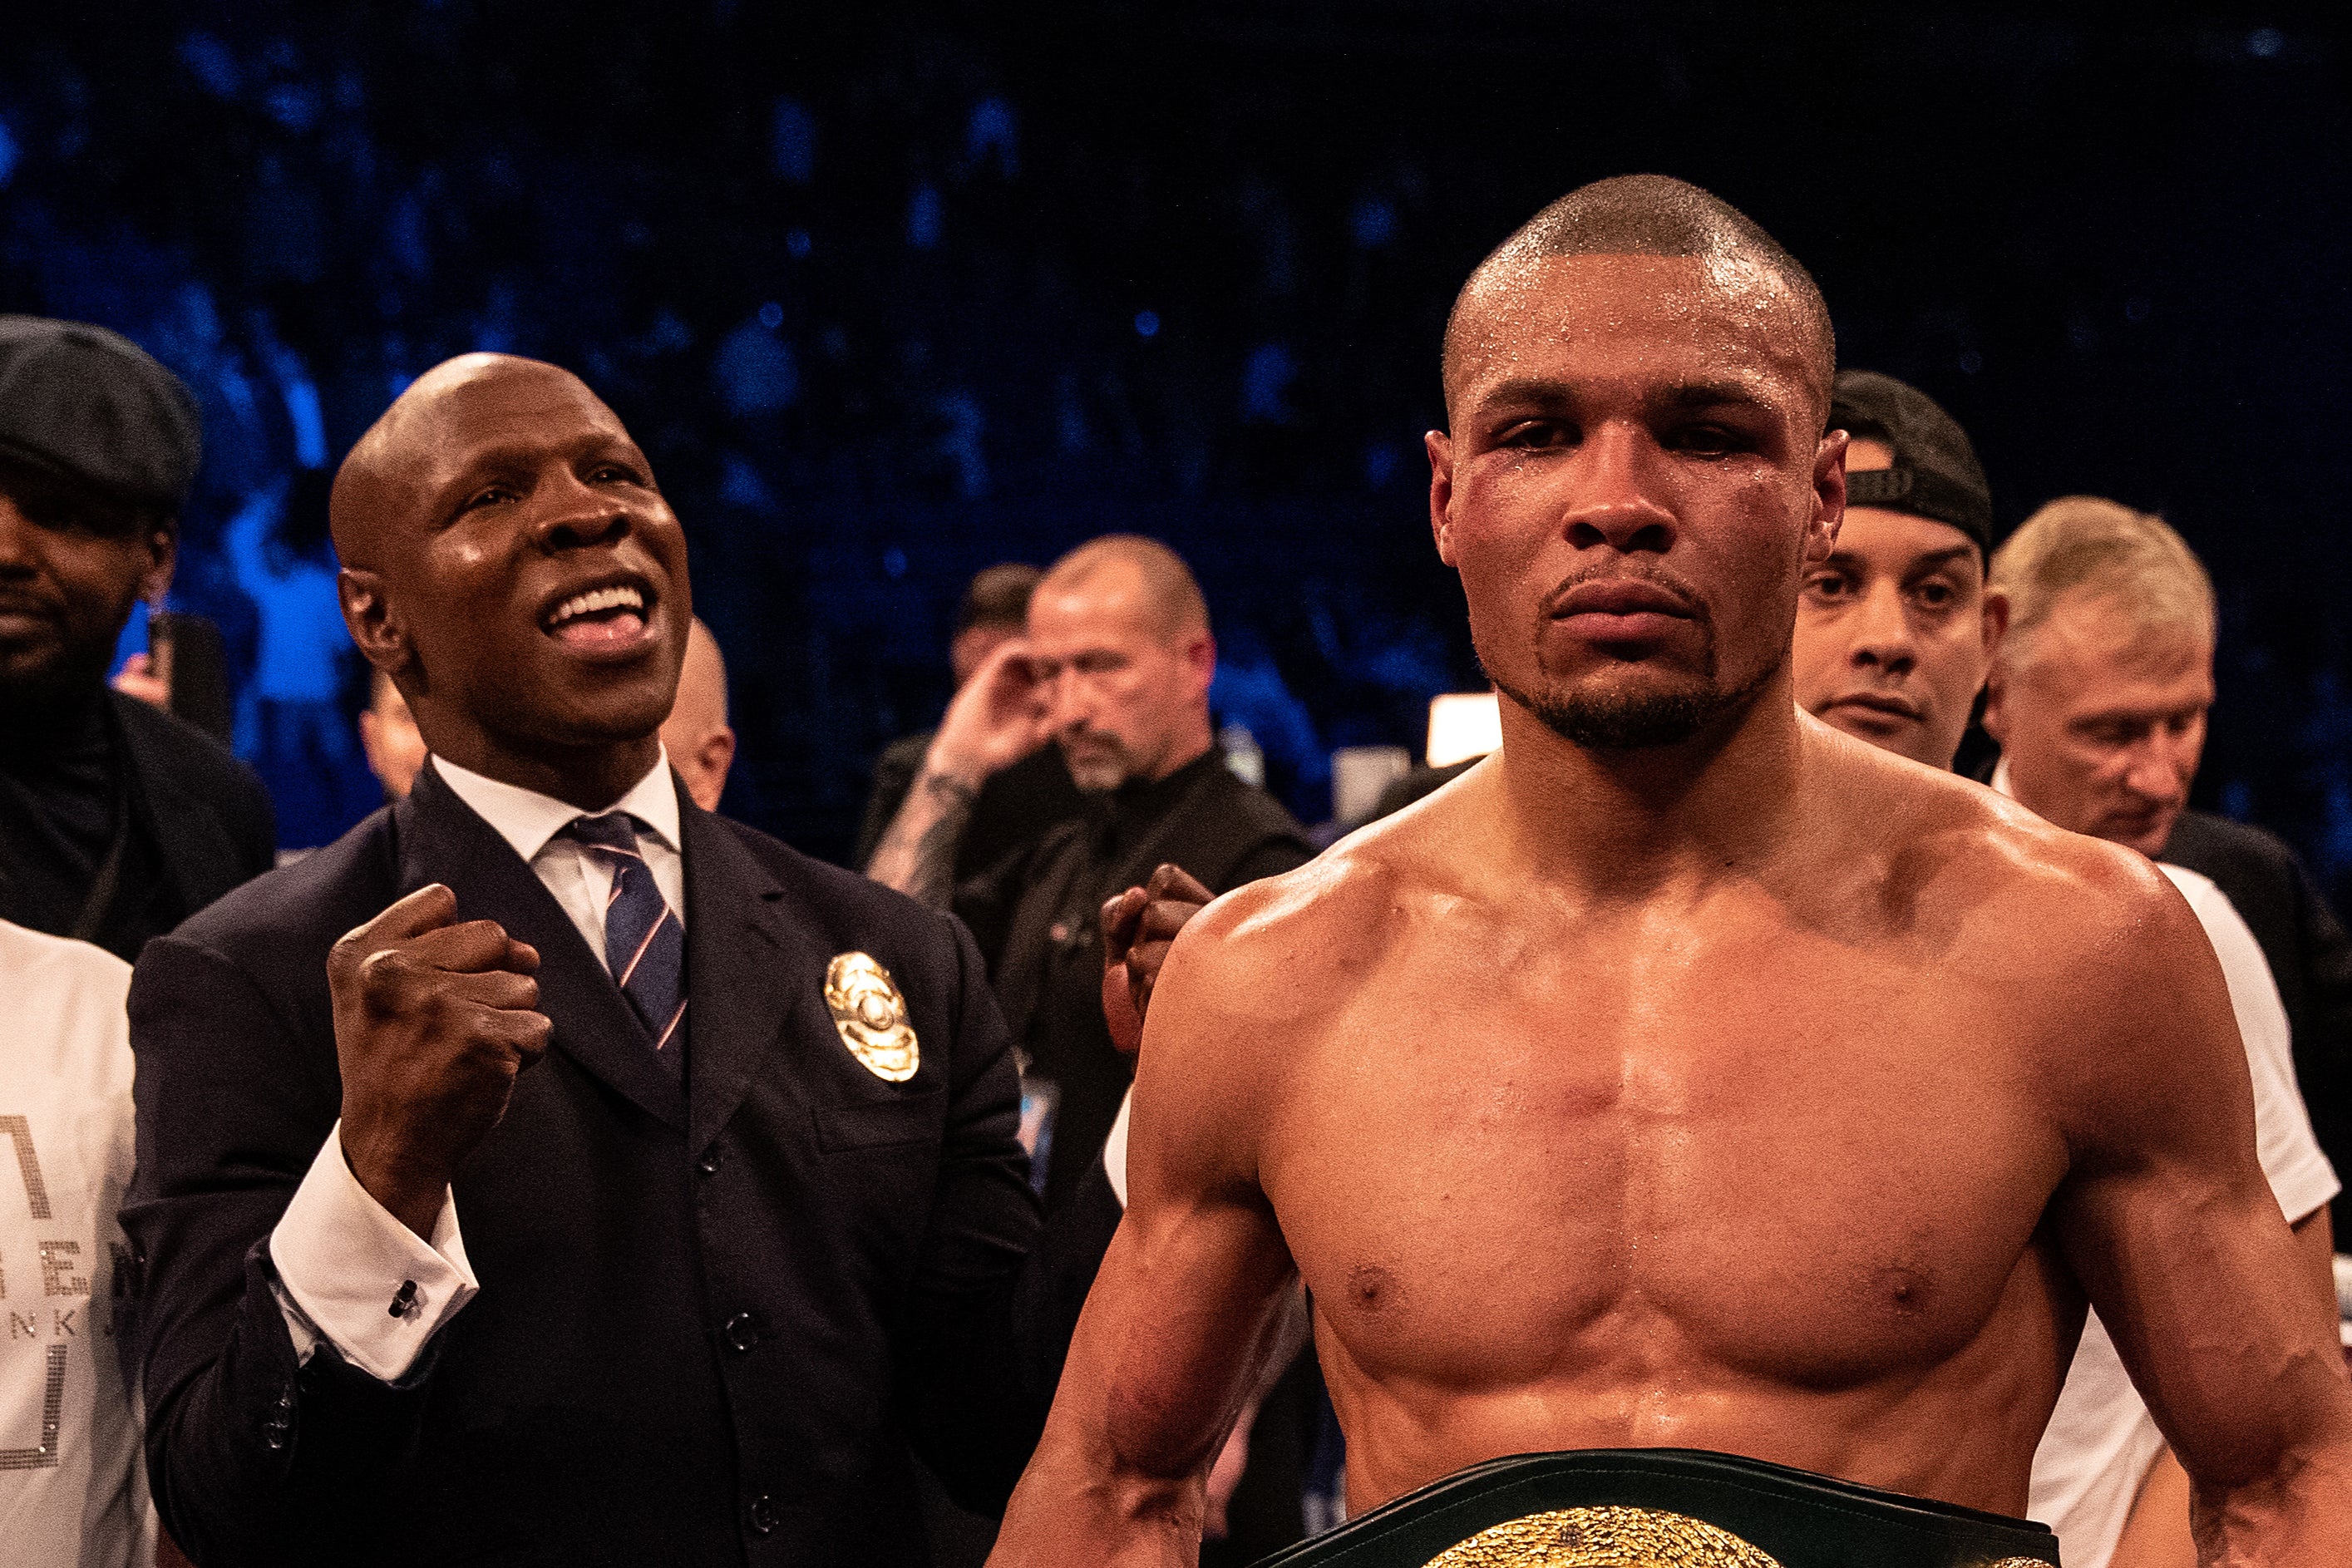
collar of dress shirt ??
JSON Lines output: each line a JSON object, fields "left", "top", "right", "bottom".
{"left": 430, "top": 747, "right": 683, "bottom": 866}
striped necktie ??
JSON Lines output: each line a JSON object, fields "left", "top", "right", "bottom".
{"left": 563, "top": 812, "right": 687, "bottom": 1063}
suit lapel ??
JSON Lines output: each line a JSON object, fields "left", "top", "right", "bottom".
{"left": 397, "top": 763, "right": 686, "bottom": 1132}
{"left": 679, "top": 793, "right": 801, "bottom": 1153}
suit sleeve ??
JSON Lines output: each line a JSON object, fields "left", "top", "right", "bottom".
{"left": 122, "top": 934, "right": 436, "bottom": 1565}
{"left": 892, "top": 914, "right": 1049, "bottom": 1512}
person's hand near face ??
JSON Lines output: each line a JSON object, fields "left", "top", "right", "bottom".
{"left": 924, "top": 638, "right": 1053, "bottom": 791}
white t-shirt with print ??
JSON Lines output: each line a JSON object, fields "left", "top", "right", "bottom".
{"left": 2027, "top": 865, "right": 2340, "bottom": 1568}
{"left": 0, "top": 921, "right": 152, "bottom": 1568}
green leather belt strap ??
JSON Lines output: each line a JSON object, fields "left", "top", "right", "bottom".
{"left": 1250, "top": 1448, "right": 2061, "bottom": 1568}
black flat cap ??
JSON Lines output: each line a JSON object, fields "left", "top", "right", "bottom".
{"left": 1830, "top": 369, "right": 1990, "bottom": 554}
{"left": 0, "top": 315, "right": 202, "bottom": 513}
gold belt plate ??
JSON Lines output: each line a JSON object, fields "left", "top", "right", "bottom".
{"left": 1418, "top": 1507, "right": 2053, "bottom": 1568}
{"left": 1421, "top": 1506, "right": 1782, "bottom": 1566}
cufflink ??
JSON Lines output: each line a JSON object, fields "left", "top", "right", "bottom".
{"left": 387, "top": 1280, "right": 420, "bottom": 1319}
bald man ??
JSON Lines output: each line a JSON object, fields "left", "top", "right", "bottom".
{"left": 661, "top": 617, "right": 737, "bottom": 812}
{"left": 121, "top": 354, "right": 1093, "bottom": 1566}
{"left": 988, "top": 177, "right": 2352, "bottom": 1567}
{"left": 869, "top": 535, "right": 1309, "bottom": 1216}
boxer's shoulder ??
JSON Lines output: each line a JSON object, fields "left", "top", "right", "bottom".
{"left": 1806, "top": 722, "right": 2176, "bottom": 953}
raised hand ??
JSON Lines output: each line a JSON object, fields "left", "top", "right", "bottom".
{"left": 329, "top": 884, "right": 550, "bottom": 1237}
{"left": 1100, "top": 862, "right": 1215, "bottom": 1055}
{"left": 925, "top": 637, "right": 1052, "bottom": 787}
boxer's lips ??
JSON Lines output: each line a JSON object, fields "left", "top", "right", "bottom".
{"left": 1548, "top": 580, "right": 1694, "bottom": 642}
{"left": 539, "top": 575, "right": 653, "bottom": 650}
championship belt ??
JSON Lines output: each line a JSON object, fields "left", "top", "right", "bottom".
{"left": 1250, "top": 1448, "right": 2060, "bottom": 1568}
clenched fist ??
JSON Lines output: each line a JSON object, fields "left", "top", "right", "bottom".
{"left": 1099, "top": 862, "right": 1214, "bottom": 1056}
{"left": 330, "top": 884, "right": 551, "bottom": 1237}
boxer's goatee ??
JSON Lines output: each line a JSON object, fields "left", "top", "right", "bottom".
{"left": 1502, "top": 679, "right": 1734, "bottom": 748}
{"left": 1486, "top": 654, "right": 1780, "bottom": 751}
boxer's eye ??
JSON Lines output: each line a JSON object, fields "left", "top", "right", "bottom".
{"left": 1497, "top": 419, "right": 1574, "bottom": 450}
{"left": 1668, "top": 423, "right": 1748, "bottom": 457}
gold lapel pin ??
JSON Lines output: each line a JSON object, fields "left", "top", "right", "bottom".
{"left": 824, "top": 952, "right": 920, "bottom": 1082}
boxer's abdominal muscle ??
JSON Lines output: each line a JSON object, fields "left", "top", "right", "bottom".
{"left": 1244, "top": 778, "right": 2087, "bottom": 1517}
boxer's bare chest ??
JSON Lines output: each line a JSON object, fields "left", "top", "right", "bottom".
{"left": 1260, "top": 884, "right": 2072, "bottom": 1403}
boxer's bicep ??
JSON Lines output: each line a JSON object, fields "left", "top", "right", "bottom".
{"left": 990, "top": 916, "right": 1299, "bottom": 1561}
{"left": 2053, "top": 890, "right": 2351, "bottom": 1494}
{"left": 1087, "top": 925, "right": 1299, "bottom": 1477}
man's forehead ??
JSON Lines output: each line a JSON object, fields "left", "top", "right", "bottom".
{"left": 2041, "top": 594, "right": 2212, "bottom": 675}
{"left": 399, "top": 359, "right": 629, "bottom": 462}
{"left": 1449, "top": 252, "right": 1818, "bottom": 412}
{"left": 1833, "top": 508, "right": 1983, "bottom": 570}
{"left": 1029, "top": 565, "right": 1157, "bottom": 643}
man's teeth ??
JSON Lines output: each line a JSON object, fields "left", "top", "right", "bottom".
{"left": 550, "top": 584, "right": 646, "bottom": 625}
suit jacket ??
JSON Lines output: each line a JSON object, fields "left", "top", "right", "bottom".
{"left": 124, "top": 762, "right": 1097, "bottom": 1567}
{"left": 2161, "top": 808, "right": 2352, "bottom": 1229}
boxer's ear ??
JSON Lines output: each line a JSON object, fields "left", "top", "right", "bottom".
{"left": 1427, "top": 429, "right": 1459, "bottom": 566}
{"left": 1805, "top": 427, "right": 1849, "bottom": 565}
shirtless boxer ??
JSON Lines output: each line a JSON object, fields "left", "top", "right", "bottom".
{"left": 989, "top": 176, "right": 2352, "bottom": 1566}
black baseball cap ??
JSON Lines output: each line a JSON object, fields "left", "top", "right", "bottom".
{"left": 0, "top": 315, "right": 202, "bottom": 516}
{"left": 1829, "top": 369, "right": 1990, "bottom": 555}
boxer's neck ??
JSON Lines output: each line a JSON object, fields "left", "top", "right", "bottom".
{"left": 1490, "top": 663, "right": 1809, "bottom": 903}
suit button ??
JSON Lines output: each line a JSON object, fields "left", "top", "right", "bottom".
{"left": 725, "top": 1313, "right": 761, "bottom": 1353}
{"left": 698, "top": 1147, "right": 723, "bottom": 1176}
{"left": 747, "top": 1493, "right": 777, "bottom": 1536}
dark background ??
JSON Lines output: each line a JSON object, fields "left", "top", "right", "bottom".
{"left": 5, "top": 3, "right": 2348, "bottom": 886}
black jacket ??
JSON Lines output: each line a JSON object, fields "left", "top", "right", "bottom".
{"left": 124, "top": 762, "right": 1099, "bottom": 1567}
{"left": 955, "top": 750, "right": 1310, "bottom": 1215}
{"left": 0, "top": 688, "right": 274, "bottom": 962}
{"left": 2162, "top": 808, "right": 2352, "bottom": 1231}
{"left": 113, "top": 688, "right": 275, "bottom": 922}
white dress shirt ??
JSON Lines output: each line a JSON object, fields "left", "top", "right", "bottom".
{"left": 0, "top": 922, "right": 155, "bottom": 1567}
{"left": 267, "top": 749, "right": 686, "bottom": 1384}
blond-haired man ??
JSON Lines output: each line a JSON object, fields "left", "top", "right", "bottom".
{"left": 1989, "top": 497, "right": 2342, "bottom": 1568}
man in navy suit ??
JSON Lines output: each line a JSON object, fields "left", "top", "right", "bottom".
{"left": 123, "top": 354, "right": 1084, "bottom": 1566}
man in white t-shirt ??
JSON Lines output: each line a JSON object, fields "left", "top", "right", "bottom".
{"left": 0, "top": 919, "right": 153, "bottom": 1567}
{"left": 1985, "top": 496, "right": 2341, "bottom": 1568}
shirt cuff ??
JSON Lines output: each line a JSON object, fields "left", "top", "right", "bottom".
{"left": 268, "top": 1121, "right": 478, "bottom": 1383}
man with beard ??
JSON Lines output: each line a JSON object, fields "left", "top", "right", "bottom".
{"left": 0, "top": 316, "right": 274, "bottom": 963}
{"left": 986, "top": 176, "right": 2352, "bottom": 1567}
{"left": 869, "top": 535, "right": 1313, "bottom": 1563}
{"left": 867, "top": 535, "right": 1308, "bottom": 1217}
